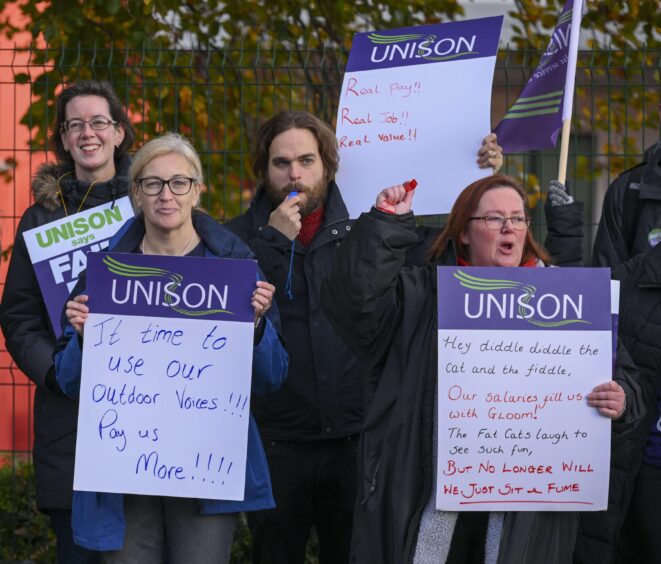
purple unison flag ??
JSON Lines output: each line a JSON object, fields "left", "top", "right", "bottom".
{"left": 494, "top": 0, "right": 580, "bottom": 152}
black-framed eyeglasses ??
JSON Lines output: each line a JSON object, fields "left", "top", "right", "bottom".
{"left": 469, "top": 215, "right": 530, "bottom": 231}
{"left": 137, "top": 176, "right": 197, "bottom": 196}
{"left": 61, "top": 117, "right": 118, "bottom": 133}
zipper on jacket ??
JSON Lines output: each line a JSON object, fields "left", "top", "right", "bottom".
{"left": 360, "top": 460, "right": 380, "bottom": 505}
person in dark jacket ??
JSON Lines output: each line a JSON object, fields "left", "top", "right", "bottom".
{"left": 574, "top": 108, "right": 661, "bottom": 562}
{"left": 55, "top": 132, "right": 288, "bottom": 563}
{"left": 224, "top": 110, "right": 504, "bottom": 564}
{"left": 322, "top": 174, "right": 628, "bottom": 564}
{"left": 572, "top": 340, "right": 646, "bottom": 564}
{"left": 0, "top": 80, "right": 135, "bottom": 563}
{"left": 592, "top": 136, "right": 661, "bottom": 268}
{"left": 582, "top": 226, "right": 661, "bottom": 564}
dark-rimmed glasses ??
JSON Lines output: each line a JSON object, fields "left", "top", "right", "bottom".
{"left": 469, "top": 215, "right": 530, "bottom": 231}
{"left": 61, "top": 117, "right": 118, "bottom": 133}
{"left": 137, "top": 176, "right": 197, "bottom": 196}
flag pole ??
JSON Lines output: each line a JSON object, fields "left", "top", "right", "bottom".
{"left": 558, "top": 119, "right": 571, "bottom": 184}
{"left": 557, "top": 0, "right": 583, "bottom": 184}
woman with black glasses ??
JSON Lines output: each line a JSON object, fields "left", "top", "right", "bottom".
{"left": 54, "top": 132, "right": 288, "bottom": 563}
{"left": 0, "top": 80, "right": 134, "bottom": 563}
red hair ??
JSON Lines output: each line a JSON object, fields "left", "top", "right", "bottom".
{"left": 428, "top": 174, "right": 550, "bottom": 265}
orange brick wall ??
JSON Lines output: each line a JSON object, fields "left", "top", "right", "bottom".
{"left": 0, "top": 4, "right": 48, "bottom": 458}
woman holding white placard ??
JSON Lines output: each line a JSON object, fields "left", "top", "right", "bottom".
{"left": 322, "top": 174, "right": 633, "bottom": 564}
{"left": 55, "top": 133, "right": 288, "bottom": 563}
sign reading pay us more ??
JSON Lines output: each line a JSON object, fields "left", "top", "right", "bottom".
{"left": 74, "top": 252, "right": 257, "bottom": 500}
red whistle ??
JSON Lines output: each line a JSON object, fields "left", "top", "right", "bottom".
{"left": 404, "top": 179, "right": 418, "bottom": 192}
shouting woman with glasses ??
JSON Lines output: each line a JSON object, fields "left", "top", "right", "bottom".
{"left": 54, "top": 132, "right": 288, "bottom": 563}
{"left": 0, "top": 80, "right": 134, "bottom": 563}
{"left": 322, "top": 174, "right": 628, "bottom": 564}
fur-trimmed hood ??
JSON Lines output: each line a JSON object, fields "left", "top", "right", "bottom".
{"left": 31, "top": 154, "right": 131, "bottom": 212}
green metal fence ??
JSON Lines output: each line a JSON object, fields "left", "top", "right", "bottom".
{"left": 0, "top": 43, "right": 659, "bottom": 561}
{"left": 3, "top": 44, "right": 660, "bottom": 219}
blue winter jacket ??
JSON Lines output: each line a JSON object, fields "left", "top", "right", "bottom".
{"left": 53, "top": 212, "right": 288, "bottom": 551}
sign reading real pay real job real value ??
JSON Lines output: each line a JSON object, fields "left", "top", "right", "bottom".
{"left": 336, "top": 17, "right": 503, "bottom": 217}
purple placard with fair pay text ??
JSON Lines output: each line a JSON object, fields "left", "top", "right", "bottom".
{"left": 437, "top": 267, "right": 611, "bottom": 331}
{"left": 86, "top": 252, "right": 256, "bottom": 322}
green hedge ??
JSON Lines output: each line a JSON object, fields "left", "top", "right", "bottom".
{"left": 0, "top": 458, "right": 56, "bottom": 562}
{"left": 0, "top": 458, "right": 319, "bottom": 563}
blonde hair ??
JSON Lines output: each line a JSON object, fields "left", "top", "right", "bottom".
{"left": 129, "top": 132, "right": 203, "bottom": 213}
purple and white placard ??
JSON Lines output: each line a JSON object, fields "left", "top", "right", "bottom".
{"left": 74, "top": 252, "right": 257, "bottom": 500}
{"left": 23, "top": 197, "right": 134, "bottom": 337}
{"left": 335, "top": 17, "right": 503, "bottom": 217}
{"left": 436, "top": 267, "right": 612, "bottom": 511}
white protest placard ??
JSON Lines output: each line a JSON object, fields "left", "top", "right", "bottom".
{"left": 436, "top": 267, "right": 613, "bottom": 511}
{"left": 336, "top": 17, "right": 503, "bottom": 217}
{"left": 23, "top": 197, "right": 134, "bottom": 337}
{"left": 73, "top": 252, "right": 256, "bottom": 500}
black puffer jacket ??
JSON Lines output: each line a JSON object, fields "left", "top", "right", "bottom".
{"left": 573, "top": 340, "right": 645, "bottom": 563}
{"left": 593, "top": 142, "right": 661, "bottom": 268}
{"left": 544, "top": 199, "right": 585, "bottom": 266}
{"left": 0, "top": 155, "right": 130, "bottom": 510}
{"left": 578, "top": 243, "right": 661, "bottom": 563}
{"left": 225, "top": 182, "right": 362, "bottom": 440}
{"left": 322, "top": 209, "right": 439, "bottom": 563}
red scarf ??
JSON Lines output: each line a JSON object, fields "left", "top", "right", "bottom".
{"left": 297, "top": 205, "right": 325, "bottom": 247}
{"left": 457, "top": 257, "right": 538, "bottom": 267}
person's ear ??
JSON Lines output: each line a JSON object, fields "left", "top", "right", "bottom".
{"left": 113, "top": 124, "right": 126, "bottom": 150}
{"left": 193, "top": 182, "right": 203, "bottom": 207}
{"left": 460, "top": 229, "right": 470, "bottom": 246}
{"left": 132, "top": 183, "right": 142, "bottom": 212}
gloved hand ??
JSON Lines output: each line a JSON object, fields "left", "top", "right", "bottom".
{"left": 547, "top": 180, "right": 574, "bottom": 206}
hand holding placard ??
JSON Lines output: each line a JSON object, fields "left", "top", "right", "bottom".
{"left": 65, "top": 294, "right": 90, "bottom": 336}
{"left": 252, "top": 280, "right": 275, "bottom": 325}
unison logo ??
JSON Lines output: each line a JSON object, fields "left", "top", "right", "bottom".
{"left": 36, "top": 206, "right": 125, "bottom": 248}
{"left": 453, "top": 270, "right": 588, "bottom": 327}
{"left": 367, "top": 32, "right": 478, "bottom": 63}
{"left": 538, "top": 10, "right": 572, "bottom": 69}
{"left": 103, "top": 255, "right": 233, "bottom": 317}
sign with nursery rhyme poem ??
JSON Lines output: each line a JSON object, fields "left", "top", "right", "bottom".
{"left": 436, "top": 267, "right": 615, "bottom": 511}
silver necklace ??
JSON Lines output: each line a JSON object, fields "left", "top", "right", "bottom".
{"left": 141, "top": 232, "right": 197, "bottom": 256}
